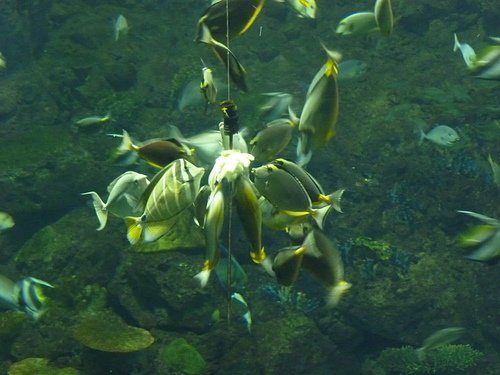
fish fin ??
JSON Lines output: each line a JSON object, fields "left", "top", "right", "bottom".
{"left": 326, "top": 189, "right": 345, "bottom": 213}
{"left": 311, "top": 205, "right": 332, "bottom": 230}
{"left": 325, "top": 280, "right": 351, "bottom": 308}
{"left": 280, "top": 210, "right": 310, "bottom": 218}
{"left": 453, "top": 33, "right": 460, "bottom": 52}
{"left": 194, "top": 269, "right": 212, "bottom": 288}
{"left": 125, "top": 216, "right": 142, "bottom": 244}
{"left": 81, "top": 191, "right": 107, "bottom": 231}
{"left": 418, "top": 128, "right": 426, "bottom": 145}
{"left": 117, "top": 129, "right": 134, "bottom": 153}
{"left": 142, "top": 220, "right": 175, "bottom": 243}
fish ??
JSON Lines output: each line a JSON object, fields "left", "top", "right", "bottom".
{"left": 250, "top": 114, "right": 297, "bottom": 162}
{"left": 252, "top": 159, "right": 344, "bottom": 229}
{"left": 487, "top": 154, "right": 500, "bottom": 187}
{"left": 197, "top": 23, "right": 249, "bottom": 92}
{"left": 114, "top": 14, "right": 129, "bottom": 41}
{"left": 297, "top": 45, "right": 341, "bottom": 165}
{"left": 76, "top": 113, "right": 111, "bottom": 127}
{"left": 214, "top": 245, "right": 248, "bottom": 293}
{"left": 234, "top": 176, "right": 273, "bottom": 275}
{"left": 374, "top": 0, "right": 394, "bottom": 36}
{"left": 231, "top": 292, "right": 252, "bottom": 333}
{"left": 416, "top": 327, "right": 465, "bottom": 360}
{"left": 0, "top": 275, "right": 53, "bottom": 320}
{"left": 200, "top": 60, "right": 218, "bottom": 106}
{"left": 259, "top": 92, "right": 294, "bottom": 123}
{"left": 470, "top": 44, "right": 500, "bottom": 80}
{"left": 275, "top": 0, "right": 317, "bottom": 19}
{"left": 193, "top": 184, "right": 211, "bottom": 228}
{"left": 195, "top": 0, "right": 265, "bottom": 42}
{"left": 457, "top": 210, "right": 500, "bottom": 262}
{"left": 177, "top": 79, "right": 206, "bottom": 111}
{"left": 195, "top": 185, "right": 225, "bottom": 287}
{"left": 272, "top": 246, "right": 305, "bottom": 286}
{"left": 0, "top": 212, "right": 15, "bottom": 232}
{"left": 259, "top": 196, "right": 307, "bottom": 231}
{"left": 336, "top": 12, "right": 378, "bottom": 36}
{"left": 126, "top": 159, "right": 205, "bottom": 244}
{"left": 338, "top": 60, "right": 368, "bottom": 81}
{"left": 81, "top": 171, "right": 150, "bottom": 231}
{"left": 115, "top": 129, "right": 193, "bottom": 168}
{"left": 418, "top": 125, "right": 460, "bottom": 146}
{"left": 453, "top": 33, "right": 476, "bottom": 68}
{"left": 0, "top": 51, "right": 6, "bottom": 70}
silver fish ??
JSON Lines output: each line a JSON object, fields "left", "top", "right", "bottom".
{"left": 419, "top": 125, "right": 459, "bottom": 146}
{"left": 338, "top": 60, "right": 368, "bottom": 81}
{"left": 453, "top": 33, "right": 476, "bottom": 68}
{"left": 200, "top": 60, "right": 218, "bottom": 105}
{"left": 416, "top": 327, "right": 465, "bottom": 360}
{"left": 275, "top": 0, "right": 316, "bottom": 19}
{"left": 76, "top": 113, "right": 111, "bottom": 127}
{"left": 114, "top": 14, "right": 129, "bottom": 41}
{"left": 336, "top": 12, "right": 378, "bottom": 36}
{"left": 82, "top": 171, "right": 150, "bottom": 231}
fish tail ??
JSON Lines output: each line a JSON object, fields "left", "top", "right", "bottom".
{"left": 81, "top": 191, "right": 108, "bottom": 231}
{"left": 325, "top": 280, "right": 351, "bottom": 308}
{"left": 117, "top": 129, "right": 135, "bottom": 153}
{"left": 125, "top": 216, "right": 143, "bottom": 245}
{"left": 453, "top": 33, "right": 460, "bottom": 52}
{"left": 250, "top": 248, "right": 275, "bottom": 277}
{"left": 326, "top": 188, "right": 345, "bottom": 213}
{"left": 418, "top": 128, "right": 426, "bottom": 145}
{"left": 194, "top": 260, "right": 213, "bottom": 288}
{"left": 311, "top": 205, "right": 332, "bottom": 230}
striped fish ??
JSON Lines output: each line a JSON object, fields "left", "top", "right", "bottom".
{"left": 126, "top": 159, "right": 205, "bottom": 244}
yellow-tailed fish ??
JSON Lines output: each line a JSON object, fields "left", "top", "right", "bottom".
{"left": 470, "top": 45, "right": 500, "bottom": 80}
{"left": 234, "top": 176, "right": 273, "bottom": 275}
{"left": 200, "top": 60, "right": 218, "bottom": 106}
{"left": 81, "top": 171, "right": 149, "bottom": 231}
{"left": 126, "top": 159, "right": 204, "bottom": 244}
{"left": 336, "top": 12, "right": 378, "bottom": 36}
{"left": 197, "top": 23, "right": 248, "bottom": 92}
{"left": 275, "top": 0, "right": 316, "bottom": 19}
{"left": 195, "top": 0, "right": 265, "bottom": 41}
{"left": 301, "top": 229, "right": 351, "bottom": 307}
{"left": 297, "top": 46, "right": 341, "bottom": 165}
{"left": 116, "top": 129, "right": 193, "bottom": 168}
{"left": 374, "top": 0, "right": 393, "bottom": 37}
{"left": 250, "top": 114, "right": 297, "bottom": 162}
{"left": 195, "top": 185, "right": 225, "bottom": 287}
{"left": 457, "top": 210, "right": 500, "bottom": 262}
{"left": 259, "top": 196, "right": 307, "bottom": 231}
{"left": 76, "top": 112, "right": 111, "bottom": 127}
{"left": 272, "top": 245, "right": 305, "bottom": 286}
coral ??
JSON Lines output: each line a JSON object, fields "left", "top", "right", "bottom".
{"left": 8, "top": 357, "right": 78, "bottom": 375}
{"left": 160, "top": 338, "right": 206, "bottom": 375}
{"left": 71, "top": 309, "right": 154, "bottom": 352}
{"left": 367, "top": 344, "right": 483, "bottom": 374}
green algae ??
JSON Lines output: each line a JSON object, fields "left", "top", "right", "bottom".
{"left": 161, "top": 337, "right": 206, "bottom": 375}
{"left": 72, "top": 310, "right": 154, "bottom": 352}
{"left": 8, "top": 357, "right": 78, "bottom": 375}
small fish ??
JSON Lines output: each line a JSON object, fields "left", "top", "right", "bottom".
{"left": 0, "top": 275, "right": 53, "bottom": 320}
{"left": 259, "top": 92, "right": 294, "bottom": 122}
{"left": 200, "top": 60, "right": 218, "bottom": 106}
{"left": 470, "top": 44, "right": 500, "bottom": 80}
{"left": 272, "top": 246, "right": 305, "bottom": 286}
{"left": 177, "top": 79, "right": 206, "bottom": 111}
{"left": 114, "top": 14, "right": 129, "bottom": 41}
{"left": 457, "top": 210, "right": 500, "bottom": 262}
{"left": 336, "top": 12, "right": 378, "bottom": 36}
{"left": 0, "top": 51, "right": 6, "bottom": 70}
{"left": 126, "top": 159, "right": 205, "bottom": 244}
{"left": 419, "top": 125, "right": 459, "bottom": 146}
{"left": 453, "top": 33, "right": 476, "bottom": 68}
{"left": 297, "top": 45, "right": 341, "bottom": 165}
{"left": 250, "top": 114, "right": 297, "bottom": 162}
{"left": 275, "top": 0, "right": 317, "bottom": 19}
{"left": 231, "top": 292, "right": 252, "bottom": 333}
{"left": 76, "top": 113, "right": 111, "bottom": 127}
{"left": 416, "top": 327, "right": 465, "bottom": 360}
{"left": 374, "top": 0, "right": 394, "bottom": 37}
{"left": 0, "top": 212, "right": 15, "bottom": 232}
{"left": 81, "top": 171, "right": 150, "bottom": 231}
{"left": 195, "top": 0, "right": 265, "bottom": 41}
{"left": 488, "top": 154, "right": 500, "bottom": 187}
{"left": 115, "top": 129, "right": 193, "bottom": 168}
{"left": 338, "top": 60, "right": 368, "bottom": 81}
{"left": 214, "top": 246, "right": 248, "bottom": 293}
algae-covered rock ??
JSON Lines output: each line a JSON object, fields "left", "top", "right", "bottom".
{"left": 161, "top": 337, "right": 206, "bottom": 375}
{"left": 0, "top": 311, "right": 25, "bottom": 338}
{"left": 8, "top": 357, "right": 78, "bottom": 375}
{"left": 131, "top": 209, "right": 204, "bottom": 253}
{"left": 72, "top": 310, "right": 154, "bottom": 352}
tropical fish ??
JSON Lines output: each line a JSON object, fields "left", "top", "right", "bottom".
{"left": 416, "top": 327, "right": 465, "bottom": 360}
{"left": 275, "top": 0, "right": 317, "bottom": 19}
{"left": 470, "top": 44, "right": 500, "bottom": 80}
{"left": 374, "top": 0, "right": 393, "bottom": 36}
{"left": 76, "top": 113, "right": 111, "bottom": 127}
{"left": 231, "top": 292, "right": 252, "bottom": 332}
{"left": 126, "top": 159, "right": 205, "bottom": 244}
{"left": 197, "top": 23, "right": 248, "bottom": 92}
{"left": 214, "top": 246, "right": 248, "bottom": 293}
{"left": 259, "top": 196, "right": 307, "bottom": 231}
{"left": 0, "top": 212, "right": 15, "bottom": 232}
{"left": 115, "top": 129, "right": 193, "bottom": 168}
{"left": 177, "top": 78, "right": 206, "bottom": 111}
{"left": 453, "top": 33, "right": 476, "bottom": 68}
{"left": 272, "top": 246, "right": 305, "bottom": 286}
{"left": 81, "top": 171, "right": 150, "bottom": 231}
{"left": 0, "top": 51, "right": 6, "bottom": 70}
{"left": 114, "top": 14, "right": 129, "bottom": 41}
{"left": 195, "top": 0, "right": 265, "bottom": 42}
{"left": 195, "top": 185, "right": 225, "bottom": 287}
{"left": 487, "top": 154, "right": 500, "bottom": 187}
{"left": 457, "top": 210, "right": 500, "bottom": 262}
{"left": 297, "top": 45, "right": 341, "bottom": 165}
{"left": 259, "top": 92, "right": 294, "bottom": 122}
{"left": 336, "top": 12, "right": 378, "bottom": 36}
{"left": 200, "top": 60, "right": 218, "bottom": 106}
{"left": 338, "top": 60, "right": 368, "bottom": 81}
{"left": 0, "top": 275, "right": 53, "bottom": 320}
{"left": 250, "top": 114, "right": 297, "bottom": 162}
{"left": 419, "top": 125, "right": 459, "bottom": 146}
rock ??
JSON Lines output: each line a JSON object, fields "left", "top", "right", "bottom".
{"left": 160, "top": 337, "right": 206, "bottom": 375}
{"left": 8, "top": 357, "right": 78, "bottom": 375}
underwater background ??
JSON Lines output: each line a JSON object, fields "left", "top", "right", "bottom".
{"left": 0, "top": 0, "right": 499, "bottom": 374}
